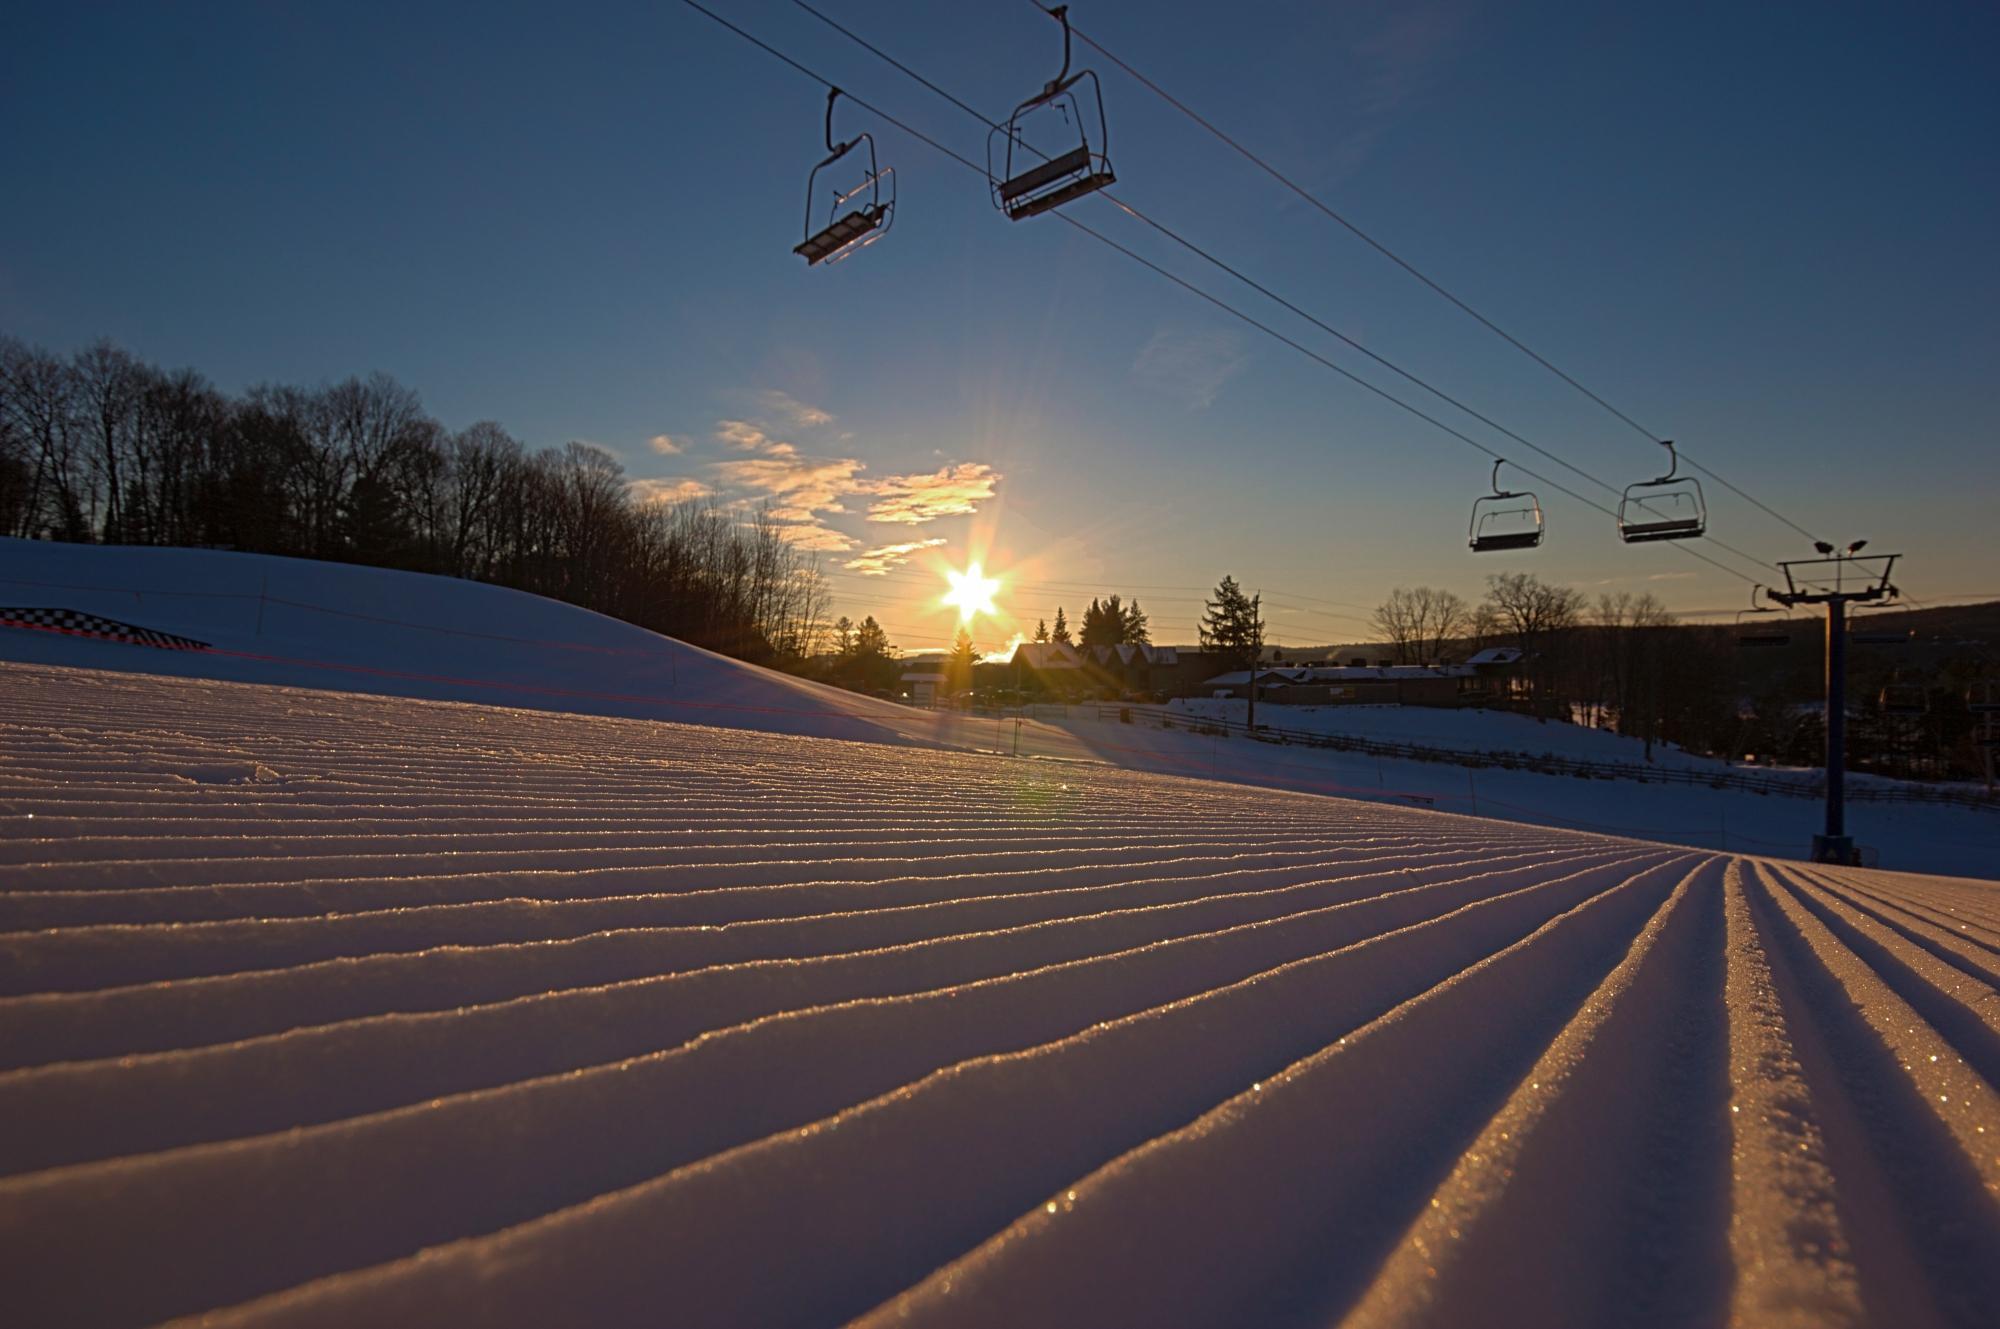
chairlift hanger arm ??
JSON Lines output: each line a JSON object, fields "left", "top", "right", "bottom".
{"left": 1043, "top": 4, "right": 1073, "bottom": 97}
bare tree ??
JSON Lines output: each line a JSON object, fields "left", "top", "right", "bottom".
{"left": 71, "top": 340, "right": 144, "bottom": 539}
{"left": 0, "top": 337, "right": 87, "bottom": 538}
{"left": 1485, "top": 572, "right": 1586, "bottom": 644}
{"left": 1372, "top": 586, "right": 1470, "bottom": 664}
{"left": 1483, "top": 572, "right": 1586, "bottom": 713}
{"left": 442, "top": 421, "right": 521, "bottom": 578}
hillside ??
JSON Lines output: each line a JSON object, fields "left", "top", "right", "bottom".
{"left": 0, "top": 537, "right": 1089, "bottom": 757}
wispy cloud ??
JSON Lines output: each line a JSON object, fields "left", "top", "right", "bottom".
{"left": 772, "top": 523, "right": 859, "bottom": 552}
{"left": 1312, "top": 0, "right": 1468, "bottom": 184}
{"left": 717, "top": 419, "right": 797, "bottom": 456}
{"left": 638, "top": 394, "right": 1002, "bottom": 552}
{"left": 760, "top": 390, "right": 833, "bottom": 429}
{"left": 711, "top": 454, "right": 866, "bottom": 517}
{"left": 844, "top": 537, "right": 948, "bottom": 576}
{"left": 628, "top": 476, "right": 712, "bottom": 505}
{"left": 863, "top": 462, "right": 1002, "bottom": 525}
{"left": 1132, "top": 328, "right": 1249, "bottom": 411}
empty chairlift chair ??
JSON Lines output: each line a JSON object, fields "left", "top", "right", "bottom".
{"left": 1616, "top": 440, "right": 1707, "bottom": 543}
{"left": 1469, "top": 459, "right": 1545, "bottom": 552}
{"left": 987, "top": 5, "right": 1115, "bottom": 221}
{"left": 795, "top": 90, "right": 895, "bottom": 267}
{"left": 1848, "top": 610, "right": 1914, "bottom": 647}
{"left": 1880, "top": 677, "right": 1928, "bottom": 716}
{"left": 1736, "top": 584, "right": 1792, "bottom": 646}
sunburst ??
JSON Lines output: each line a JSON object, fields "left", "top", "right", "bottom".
{"left": 942, "top": 562, "right": 1001, "bottom": 624}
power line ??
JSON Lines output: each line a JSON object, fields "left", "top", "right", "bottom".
{"left": 677, "top": 0, "right": 1765, "bottom": 590}
{"left": 780, "top": 0, "right": 1778, "bottom": 586}
{"left": 1028, "top": 0, "right": 1828, "bottom": 548}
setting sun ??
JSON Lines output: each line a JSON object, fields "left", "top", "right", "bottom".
{"left": 941, "top": 562, "right": 1001, "bottom": 624}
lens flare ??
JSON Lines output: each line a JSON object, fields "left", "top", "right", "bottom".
{"left": 942, "top": 562, "right": 1000, "bottom": 624}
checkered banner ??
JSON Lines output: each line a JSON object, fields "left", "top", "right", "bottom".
{"left": 0, "top": 607, "right": 212, "bottom": 652}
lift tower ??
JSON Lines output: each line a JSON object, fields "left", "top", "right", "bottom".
{"left": 1766, "top": 544, "right": 1900, "bottom": 865}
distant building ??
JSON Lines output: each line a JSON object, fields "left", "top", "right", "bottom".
{"left": 1008, "top": 642, "right": 1214, "bottom": 700}
{"left": 1199, "top": 663, "right": 1497, "bottom": 708}
{"left": 900, "top": 663, "right": 950, "bottom": 706}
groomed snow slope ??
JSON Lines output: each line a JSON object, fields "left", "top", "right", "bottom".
{"left": 3, "top": 665, "right": 1997, "bottom": 1328}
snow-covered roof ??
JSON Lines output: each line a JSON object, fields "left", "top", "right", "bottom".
{"left": 1010, "top": 642, "right": 1084, "bottom": 669}
{"left": 1202, "top": 665, "right": 1474, "bottom": 686}
{"left": 1299, "top": 665, "right": 1475, "bottom": 681}
{"left": 1011, "top": 642, "right": 1180, "bottom": 669}
{"left": 1466, "top": 646, "right": 1525, "bottom": 666}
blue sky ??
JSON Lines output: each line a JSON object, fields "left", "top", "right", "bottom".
{"left": 5, "top": 1, "right": 1995, "bottom": 650}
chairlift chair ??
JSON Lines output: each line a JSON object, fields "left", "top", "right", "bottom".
{"left": 1616, "top": 440, "right": 1707, "bottom": 543}
{"left": 1848, "top": 606, "right": 1912, "bottom": 646}
{"left": 1469, "top": 459, "right": 1545, "bottom": 552}
{"left": 795, "top": 89, "right": 895, "bottom": 267}
{"left": 1736, "top": 583, "right": 1792, "bottom": 646}
{"left": 987, "top": 5, "right": 1115, "bottom": 221}
{"left": 1880, "top": 677, "right": 1927, "bottom": 716}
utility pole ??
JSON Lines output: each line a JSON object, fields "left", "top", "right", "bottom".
{"left": 1767, "top": 544, "right": 1899, "bottom": 865}
{"left": 1246, "top": 589, "right": 1263, "bottom": 732}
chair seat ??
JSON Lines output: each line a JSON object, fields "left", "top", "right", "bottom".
{"left": 997, "top": 146, "right": 1095, "bottom": 203}
{"left": 795, "top": 208, "right": 883, "bottom": 265}
{"left": 1620, "top": 518, "right": 1702, "bottom": 542}
{"left": 1471, "top": 531, "right": 1543, "bottom": 552}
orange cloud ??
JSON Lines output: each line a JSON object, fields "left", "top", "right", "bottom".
{"left": 628, "top": 477, "right": 712, "bottom": 505}
{"left": 771, "top": 522, "right": 859, "bottom": 552}
{"left": 716, "top": 419, "right": 801, "bottom": 457}
{"left": 711, "top": 454, "right": 865, "bottom": 516}
{"left": 760, "top": 390, "right": 833, "bottom": 429}
{"left": 648, "top": 434, "right": 686, "bottom": 455}
{"left": 843, "top": 537, "right": 948, "bottom": 576}
{"left": 863, "top": 462, "right": 1002, "bottom": 525}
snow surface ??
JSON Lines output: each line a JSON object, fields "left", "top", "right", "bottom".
{"left": 3, "top": 664, "right": 1999, "bottom": 1327}
{"left": 2, "top": 538, "right": 1993, "bottom": 873}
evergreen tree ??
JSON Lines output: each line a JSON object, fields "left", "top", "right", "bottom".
{"left": 1033, "top": 618, "right": 1049, "bottom": 643}
{"left": 833, "top": 615, "right": 856, "bottom": 658}
{"left": 1081, "top": 594, "right": 1130, "bottom": 647}
{"left": 1199, "top": 576, "right": 1264, "bottom": 671}
{"left": 854, "top": 615, "right": 891, "bottom": 659}
{"left": 1122, "top": 598, "right": 1150, "bottom": 646}
{"left": 1050, "top": 606, "right": 1071, "bottom": 644}
{"left": 947, "top": 626, "right": 979, "bottom": 692}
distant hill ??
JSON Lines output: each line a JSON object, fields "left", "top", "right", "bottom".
{"left": 1843, "top": 598, "right": 2000, "bottom": 646}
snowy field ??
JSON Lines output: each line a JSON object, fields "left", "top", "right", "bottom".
{"left": 1168, "top": 694, "right": 1736, "bottom": 770}
{"left": 1023, "top": 709, "right": 1999, "bottom": 880}
{"left": 3, "top": 663, "right": 2000, "bottom": 1327}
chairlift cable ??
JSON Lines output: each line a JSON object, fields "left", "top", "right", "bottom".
{"left": 1022, "top": 0, "right": 1830, "bottom": 550}
{"left": 788, "top": 0, "right": 1781, "bottom": 580}
{"left": 677, "top": 0, "right": 1764, "bottom": 589}
{"left": 788, "top": 3, "right": 1636, "bottom": 509}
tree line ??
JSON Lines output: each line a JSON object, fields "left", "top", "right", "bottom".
{"left": 1029, "top": 595, "right": 1151, "bottom": 648}
{"left": 1365, "top": 574, "right": 1731, "bottom": 757}
{"left": 0, "top": 335, "right": 829, "bottom": 663}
